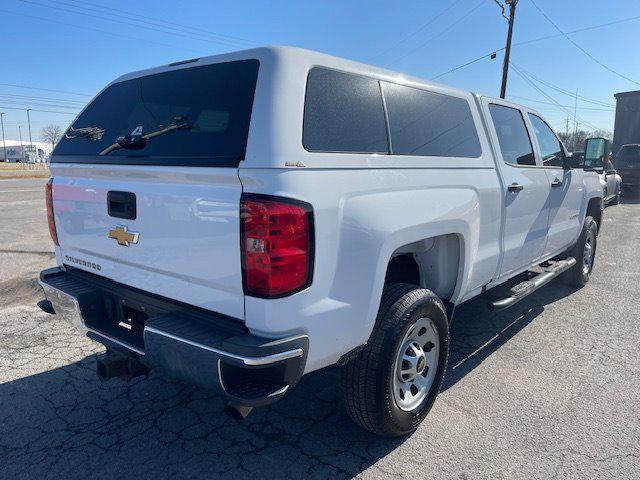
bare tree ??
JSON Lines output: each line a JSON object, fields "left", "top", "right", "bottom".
{"left": 558, "top": 129, "right": 612, "bottom": 153}
{"left": 41, "top": 124, "right": 63, "bottom": 149}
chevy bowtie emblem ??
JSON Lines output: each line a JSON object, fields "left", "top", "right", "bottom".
{"left": 108, "top": 225, "right": 139, "bottom": 246}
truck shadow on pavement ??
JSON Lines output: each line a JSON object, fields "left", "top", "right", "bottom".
{"left": 0, "top": 283, "right": 578, "bottom": 480}
{"left": 443, "top": 281, "right": 577, "bottom": 391}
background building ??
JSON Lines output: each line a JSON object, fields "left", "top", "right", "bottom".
{"left": 0, "top": 140, "right": 51, "bottom": 163}
{"left": 613, "top": 90, "right": 640, "bottom": 156}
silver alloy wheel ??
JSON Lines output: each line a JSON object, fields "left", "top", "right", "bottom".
{"left": 392, "top": 317, "right": 440, "bottom": 412}
{"left": 583, "top": 228, "right": 595, "bottom": 275}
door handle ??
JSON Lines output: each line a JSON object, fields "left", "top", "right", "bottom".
{"left": 507, "top": 183, "right": 524, "bottom": 192}
{"left": 551, "top": 178, "right": 563, "bottom": 187}
{"left": 108, "top": 191, "right": 137, "bottom": 220}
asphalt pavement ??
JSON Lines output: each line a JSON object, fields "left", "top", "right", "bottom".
{"left": 0, "top": 178, "right": 638, "bottom": 479}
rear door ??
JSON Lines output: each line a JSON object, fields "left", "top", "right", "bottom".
{"left": 527, "top": 113, "right": 583, "bottom": 255}
{"left": 483, "top": 100, "right": 551, "bottom": 278}
{"left": 50, "top": 59, "right": 260, "bottom": 319}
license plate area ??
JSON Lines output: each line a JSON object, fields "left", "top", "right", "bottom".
{"left": 83, "top": 294, "right": 149, "bottom": 351}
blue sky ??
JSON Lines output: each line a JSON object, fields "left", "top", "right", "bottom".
{"left": 1, "top": 0, "right": 638, "bottom": 142}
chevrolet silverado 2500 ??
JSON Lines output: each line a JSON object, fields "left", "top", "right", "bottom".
{"left": 38, "top": 47, "right": 603, "bottom": 437}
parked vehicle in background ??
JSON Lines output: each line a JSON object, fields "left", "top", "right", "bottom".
{"left": 613, "top": 90, "right": 640, "bottom": 158}
{"left": 584, "top": 138, "right": 622, "bottom": 206}
{"left": 572, "top": 151, "right": 584, "bottom": 166}
{"left": 616, "top": 144, "right": 640, "bottom": 192}
{"left": 38, "top": 47, "right": 603, "bottom": 437}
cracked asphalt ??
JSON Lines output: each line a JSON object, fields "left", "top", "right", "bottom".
{"left": 1, "top": 178, "right": 639, "bottom": 479}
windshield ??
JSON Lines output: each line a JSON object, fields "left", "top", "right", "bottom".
{"left": 53, "top": 59, "right": 259, "bottom": 166}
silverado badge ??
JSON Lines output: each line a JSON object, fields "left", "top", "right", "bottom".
{"left": 108, "top": 225, "right": 139, "bottom": 247}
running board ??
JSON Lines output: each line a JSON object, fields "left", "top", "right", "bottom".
{"left": 489, "top": 257, "right": 576, "bottom": 312}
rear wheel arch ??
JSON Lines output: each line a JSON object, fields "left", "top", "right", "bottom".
{"left": 384, "top": 233, "right": 464, "bottom": 305}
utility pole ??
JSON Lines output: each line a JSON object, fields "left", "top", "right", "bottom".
{"left": 19, "top": 125, "right": 24, "bottom": 162}
{"left": 500, "top": 0, "right": 518, "bottom": 98}
{"left": 26, "top": 109, "right": 33, "bottom": 162}
{"left": 573, "top": 88, "right": 578, "bottom": 149}
{"left": 0, "top": 113, "right": 6, "bottom": 162}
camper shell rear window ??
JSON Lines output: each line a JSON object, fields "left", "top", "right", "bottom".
{"left": 53, "top": 59, "right": 259, "bottom": 167}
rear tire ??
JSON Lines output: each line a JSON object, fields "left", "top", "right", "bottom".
{"left": 340, "top": 283, "right": 449, "bottom": 437}
{"left": 563, "top": 216, "right": 598, "bottom": 287}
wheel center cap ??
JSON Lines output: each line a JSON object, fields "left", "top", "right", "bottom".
{"left": 416, "top": 356, "right": 426, "bottom": 374}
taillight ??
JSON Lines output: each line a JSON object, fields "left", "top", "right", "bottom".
{"left": 45, "top": 178, "right": 59, "bottom": 246}
{"left": 240, "top": 194, "right": 314, "bottom": 298}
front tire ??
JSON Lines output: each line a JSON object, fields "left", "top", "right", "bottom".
{"left": 340, "top": 283, "right": 449, "bottom": 437}
{"left": 563, "top": 216, "right": 598, "bottom": 287}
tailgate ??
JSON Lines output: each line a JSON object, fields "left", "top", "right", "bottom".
{"left": 51, "top": 164, "right": 245, "bottom": 319}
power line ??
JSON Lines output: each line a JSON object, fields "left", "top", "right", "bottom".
{"left": 0, "top": 99, "right": 81, "bottom": 110}
{"left": 530, "top": 0, "right": 640, "bottom": 87}
{"left": 375, "top": 0, "right": 467, "bottom": 61}
{"left": 0, "top": 8, "right": 204, "bottom": 55}
{"left": 507, "top": 95, "right": 614, "bottom": 111}
{"left": 509, "top": 62, "right": 605, "bottom": 131}
{"left": 0, "top": 93, "right": 87, "bottom": 106}
{"left": 18, "top": 0, "right": 256, "bottom": 50}
{"left": 0, "top": 106, "right": 79, "bottom": 115}
{"left": 514, "top": 14, "right": 640, "bottom": 49}
{"left": 512, "top": 65, "right": 614, "bottom": 107}
{"left": 389, "top": 0, "right": 486, "bottom": 65}
{"left": 492, "top": 0, "right": 509, "bottom": 21}
{"left": 59, "top": 0, "right": 258, "bottom": 47}
{"left": 0, "top": 82, "right": 91, "bottom": 97}
{"left": 430, "top": 14, "right": 640, "bottom": 83}
{"left": 431, "top": 53, "right": 495, "bottom": 80}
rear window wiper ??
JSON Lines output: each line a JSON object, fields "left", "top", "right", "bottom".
{"left": 99, "top": 118, "right": 190, "bottom": 155}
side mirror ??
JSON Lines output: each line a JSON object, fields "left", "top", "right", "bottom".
{"left": 584, "top": 138, "right": 607, "bottom": 171}
{"left": 563, "top": 152, "right": 580, "bottom": 170}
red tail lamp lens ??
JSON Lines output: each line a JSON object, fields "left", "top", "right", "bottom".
{"left": 241, "top": 194, "right": 313, "bottom": 297}
{"left": 45, "top": 179, "right": 59, "bottom": 246}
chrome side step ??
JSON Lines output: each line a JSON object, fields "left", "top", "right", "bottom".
{"left": 489, "top": 257, "right": 576, "bottom": 312}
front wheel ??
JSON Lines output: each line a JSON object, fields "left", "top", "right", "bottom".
{"left": 563, "top": 216, "right": 598, "bottom": 287}
{"left": 340, "top": 283, "right": 449, "bottom": 437}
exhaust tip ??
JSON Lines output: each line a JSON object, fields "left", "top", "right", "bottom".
{"left": 226, "top": 402, "right": 253, "bottom": 420}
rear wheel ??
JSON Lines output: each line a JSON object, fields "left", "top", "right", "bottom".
{"left": 563, "top": 216, "right": 598, "bottom": 287}
{"left": 340, "top": 283, "right": 449, "bottom": 437}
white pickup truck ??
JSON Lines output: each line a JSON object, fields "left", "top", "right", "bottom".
{"left": 39, "top": 47, "right": 603, "bottom": 437}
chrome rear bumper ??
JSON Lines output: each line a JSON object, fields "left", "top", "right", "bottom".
{"left": 39, "top": 267, "right": 308, "bottom": 407}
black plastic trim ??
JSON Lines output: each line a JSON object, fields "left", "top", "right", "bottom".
{"left": 240, "top": 193, "right": 315, "bottom": 299}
